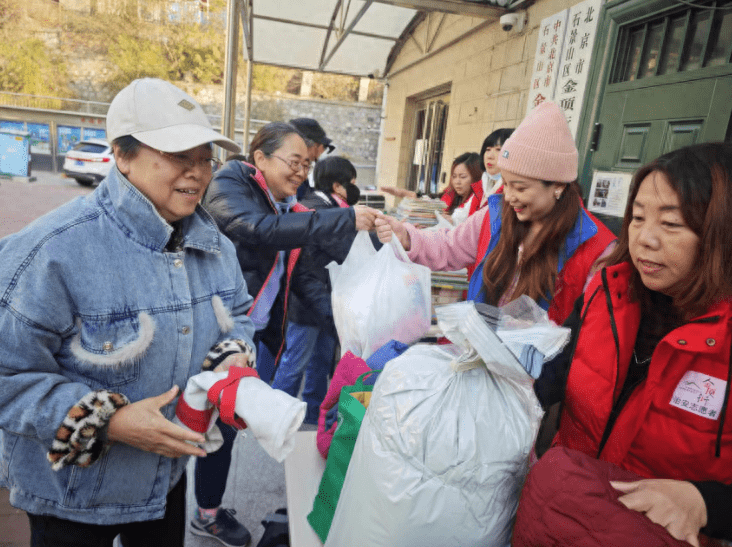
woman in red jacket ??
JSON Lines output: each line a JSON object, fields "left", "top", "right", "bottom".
{"left": 522, "top": 142, "right": 732, "bottom": 546}
{"left": 380, "top": 152, "right": 484, "bottom": 225}
{"left": 440, "top": 152, "right": 483, "bottom": 224}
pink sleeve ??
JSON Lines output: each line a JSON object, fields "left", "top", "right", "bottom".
{"left": 405, "top": 206, "right": 486, "bottom": 271}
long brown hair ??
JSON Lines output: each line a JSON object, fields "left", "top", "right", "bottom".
{"left": 605, "top": 142, "right": 732, "bottom": 317}
{"left": 481, "top": 180, "right": 582, "bottom": 305}
{"left": 444, "top": 152, "right": 482, "bottom": 214}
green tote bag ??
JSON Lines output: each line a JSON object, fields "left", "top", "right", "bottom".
{"left": 307, "top": 372, "right": 375, "bottom": 543}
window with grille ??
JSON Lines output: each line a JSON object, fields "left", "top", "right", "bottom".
{"left": 611, "top": 0, "right": 732, "bottom": 83}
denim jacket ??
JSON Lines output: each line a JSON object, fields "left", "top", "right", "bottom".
{"left": 0, "top": 167, "right": 255, "bottom": 524}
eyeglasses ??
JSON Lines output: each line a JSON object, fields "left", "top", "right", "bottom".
{"left": 271, "top": 154, "right": 311, "bottom": 174}
{"left": 143, "top": 144, "right": 223, "bottom": 173}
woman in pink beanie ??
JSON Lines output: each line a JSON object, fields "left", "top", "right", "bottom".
{"left": 375, "top": 100, "right": 616, "bottom": 325}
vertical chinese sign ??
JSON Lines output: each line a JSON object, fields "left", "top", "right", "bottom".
{"left": 526, "top": 0, "right": 603, "bottom": 138}
{"left": 556, "top": 0, "right": 603, "bottom": 137}
{"left": 526, "top": 10, "right": 568, "bottom": 118}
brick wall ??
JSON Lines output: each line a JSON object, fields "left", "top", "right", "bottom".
{"left": 379, "top": 0, "right": 581, "bottom": 196}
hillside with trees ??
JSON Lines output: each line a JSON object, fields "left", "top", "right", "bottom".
{"left": 0, "top": 0, "right": 383, "bottom": 104}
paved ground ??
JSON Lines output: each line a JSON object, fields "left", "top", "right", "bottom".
{"left": 0, "top": 171, "right": 94, "bottom": 238}
{"left": 0, "top": 171, "right": 310, "bottom": 547}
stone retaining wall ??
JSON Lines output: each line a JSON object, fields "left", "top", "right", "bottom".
{"left": 190, "top": 86, "right": 382, "bottom": 165}
{"left": 63, "top": 55, "right": 381, "bottom": 165}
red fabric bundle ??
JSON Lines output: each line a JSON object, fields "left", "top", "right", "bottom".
{"left": 512, "top": 446, "right": 723, "bottom": 547}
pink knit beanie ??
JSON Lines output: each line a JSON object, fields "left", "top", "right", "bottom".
{"left": 497, "top": 101, "right": 577, "bottom": 183}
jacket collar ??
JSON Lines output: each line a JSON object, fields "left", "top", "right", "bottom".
{"left": 238, "top": 160, "right": 296, "bottom": 215}
{"left": 471, "top": 179, "right": 484, "bottom": 200}
{"left": 443, "top": 181, "right": 483, "bottom": 208}
{"left": 313, "top": 190, "right": 336, "bottom": 207}
{"left": 604, "top": 262, "right": 732, "bottom": 352}
{"left": 559, "top": 206, "right": 600, "bottom": 272}
{"left": 96, "top": 167, "right": 222, "bottom": 254}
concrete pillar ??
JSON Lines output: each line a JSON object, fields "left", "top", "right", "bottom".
{"left": 243, "top": 59, "right": 253, "bottom": 151}
{"left": 358, "top": 77, "right": 370, "bottom": 102}
{"left": 222, "top": 0, "right": 239, "bottom": 147}
{"left": 300, "top": 71, "right": 314, "bottom": 97}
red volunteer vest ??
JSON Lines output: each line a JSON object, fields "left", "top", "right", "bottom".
{"left": 556, "top": 262, "right": 732, "bottom": 482}
{"left": 472, "top": 203, "right": 616, "bottom": 325}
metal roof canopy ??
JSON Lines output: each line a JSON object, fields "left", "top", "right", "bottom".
{"left": 223, "top": 0, "right": 527, "bottom": 149}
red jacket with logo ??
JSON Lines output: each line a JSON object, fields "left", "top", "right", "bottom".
{"left": 556, "top": 262, "right": 732, "bottom": 483}
{"left": 441, "top": 180, "right": 484, "bottom": 215}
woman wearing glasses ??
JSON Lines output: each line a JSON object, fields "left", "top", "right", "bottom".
{"left": 0, "top": 78, "right": 257, "bottom": 546}
{"left": 196, "top": 122, "right": 378, "bottom": 545}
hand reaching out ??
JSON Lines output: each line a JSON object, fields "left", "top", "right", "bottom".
{"left": 108, "top": 386, "right": 207, "bottom": 458}
{"left": 380, "top": 186, "right": 418, "bottom": 199}
{"left": 611, "top": 479, "right": 707, "bottom": 547}
{"left": 374, "top": 214, "right": 411, "bottom": 250}
{"left": 353, "top": 205, "right": 379, "bottom": 231}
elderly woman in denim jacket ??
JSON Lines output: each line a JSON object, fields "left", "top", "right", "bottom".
{"left": 0, "top": 79, "right": 256, "bottom": 547}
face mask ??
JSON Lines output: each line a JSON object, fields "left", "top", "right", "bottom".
{"left": 345, "top": 182, "right": 361, "bottom": 206}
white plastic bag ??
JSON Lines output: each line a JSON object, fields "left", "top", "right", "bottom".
{"left": 327, "top": 231, "right": 431, "bottom": 360}
{"left": 324, "top": 301, "right": 544, "bottom": 547}
{"left": 440, "top": 296, "right": 571, "bottom": 378}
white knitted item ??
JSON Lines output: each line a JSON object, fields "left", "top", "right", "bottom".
{"left": 175, "top": 368, "right": 305, "bottom": 461}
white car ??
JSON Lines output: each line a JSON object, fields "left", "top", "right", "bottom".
{"left": 63, "top": 139, "right": 115, "bottom": 186}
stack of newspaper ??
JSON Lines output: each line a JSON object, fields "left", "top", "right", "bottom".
{"left": 430, "top": 269, "right": 469, "bottom": 324}
{"left": 395, "top": 197, "right": 447, "bottom": 229}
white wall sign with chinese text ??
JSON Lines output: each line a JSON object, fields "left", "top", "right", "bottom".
{"left": 587, "top": 170, "right": 632, "bottom": 217}
{"left": 526, "top": 10, "right": 569, "bottom": 115}
{"left": 555, "top": 0, "right": 603, "bottom": 137}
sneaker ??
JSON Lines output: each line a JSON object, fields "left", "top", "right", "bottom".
{"left": 191, "top": 508, "right": 252, "bottom": 547}
{"left": 257, "top": 508, "right": 289, "bottom": 547}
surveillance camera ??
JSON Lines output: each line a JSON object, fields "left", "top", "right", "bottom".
{"left": 500, "top": 12, "right": 525, "bottom": 33}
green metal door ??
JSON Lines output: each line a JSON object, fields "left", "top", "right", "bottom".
{"left": 578, "top": 0, "right": 732, "bottom": 234}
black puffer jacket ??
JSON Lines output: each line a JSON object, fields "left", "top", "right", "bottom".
{"left": 203, "top": 160, "right": 356, "bottom": 360}
{"left": 288, "top": 190, "right": 353, "bottom": 327}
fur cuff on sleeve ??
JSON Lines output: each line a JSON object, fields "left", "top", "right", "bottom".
{"left": 47, "top": 390, "right": 130, "bottom": 471}
{"left": 202, "top": 339, "right": 256, "bottom": 371}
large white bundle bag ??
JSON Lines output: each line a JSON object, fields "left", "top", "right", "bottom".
{"left": 325, "top": 301, "right": 547, "bottom": 547}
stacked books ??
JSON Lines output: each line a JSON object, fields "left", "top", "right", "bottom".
{"left": 395, "top": 197, "right": 447, "bottom": 229}
{"left": 430, "top": 269, "right": 470, "bottom": 324}
{"left": 431, "top": 269, "right": 470, "bottom": 291}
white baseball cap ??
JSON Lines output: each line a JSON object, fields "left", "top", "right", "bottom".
{"left": 106, "top": 78, "right": 241, "bottom": 154}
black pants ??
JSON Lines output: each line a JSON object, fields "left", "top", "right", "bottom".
{"left": 28, "top": 475, "right": 186, "bottom": 547}
{"left": 194, "top": 416, "right": 237, "bottom": 509}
